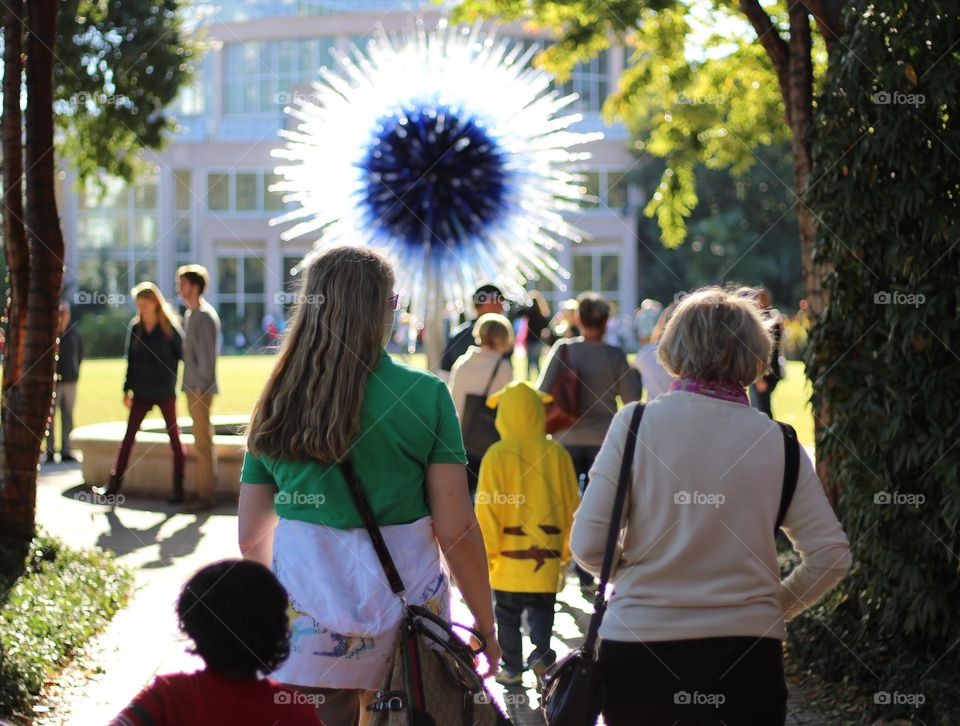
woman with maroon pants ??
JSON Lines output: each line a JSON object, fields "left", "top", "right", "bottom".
{"left": 102, "top": 282, "right": 185, "bottom": 503}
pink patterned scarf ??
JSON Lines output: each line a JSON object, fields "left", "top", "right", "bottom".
{"left": 670, "top": 377, "right": 750, "bottom": 406}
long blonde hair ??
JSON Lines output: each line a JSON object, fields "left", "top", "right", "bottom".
{"left": 247, "top": 246, "right": 395, "bottom": 462}
{"left": 131, "top": 281, "right": 181, "bottom": 339}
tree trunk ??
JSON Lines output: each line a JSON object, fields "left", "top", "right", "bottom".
{"left": 0, "top": 0, "right": 64, "bottom": 564}
{"left": 742, "top": 0, "right": 838, "bottom": 502}
{"left": 0, "top": 0, "right": 31, "bottom": 565}
{"left": 786, "top": 2, "right": 837, "bottom": 501}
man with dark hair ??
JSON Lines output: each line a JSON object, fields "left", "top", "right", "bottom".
{"left": 177, "top": 264, "right": 221, "bottom": 511}
{"left": 439, "top": 283, "right": 507, "bottom": 374}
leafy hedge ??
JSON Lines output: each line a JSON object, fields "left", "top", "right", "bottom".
{"left": 76, "top": 307, "right": 131, "bottom": 358}
{"left": 0, "top": 531, "right": 133, "bottom": 718}
{"left": 796, "top": 0, "right": 960, "bottom": 722}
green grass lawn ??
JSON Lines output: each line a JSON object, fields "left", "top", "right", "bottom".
{"left": 62, "top": 355, "right": 813, "bottom": 446}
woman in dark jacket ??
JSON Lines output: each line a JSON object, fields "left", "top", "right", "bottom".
{"left": 102, "top": 282, "right": 185, "bottom": 502}
{"left": 514, "top": 290, "right": 551, "bottom": 379}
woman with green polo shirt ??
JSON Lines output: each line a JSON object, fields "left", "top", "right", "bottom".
{"left": 237, "top": 245, "right": 500, "bottom": 725}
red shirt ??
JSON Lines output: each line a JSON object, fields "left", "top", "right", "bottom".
{"left": 110, "top": 670, "right": 321, "bottom": 726}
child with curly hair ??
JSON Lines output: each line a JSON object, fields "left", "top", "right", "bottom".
{"left": 110, "top": 560, "right": 319, "bottom": 725}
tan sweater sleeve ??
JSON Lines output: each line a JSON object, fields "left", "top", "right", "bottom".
{"left": 778, "top": 450, "right": 852, "bottom": 621}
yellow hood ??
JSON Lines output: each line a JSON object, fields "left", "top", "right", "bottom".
{"left": 486, "top": 380, "right": 553, "bottom": 440}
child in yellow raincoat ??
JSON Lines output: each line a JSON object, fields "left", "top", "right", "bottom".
{"left": 476, "top": 380, "right": 579, "bottom": 687}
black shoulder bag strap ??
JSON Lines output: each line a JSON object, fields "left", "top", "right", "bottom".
{"left": 775, "top": 422, "right": 800, "bottom": 532}
{"left": 482, "top": 356, "right": 506, "bottom": 398}
{"left": 582, "top": 403, "right": 645, "bottom": 660}
{"left": 338, "top": 459, "right": 490, "bottom": 657}
{"left": 339, "top": 459, "right": 406, "bottom": 597}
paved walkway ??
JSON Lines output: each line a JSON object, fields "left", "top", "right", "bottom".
{"left": 31, "top": 462, "right": 826, "bottom": 725}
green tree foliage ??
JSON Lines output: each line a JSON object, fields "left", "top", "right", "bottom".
{"left": 793, "top": 1, "right": 960, "bottom": 720}
{"left": 454, "top": 0, "right": 815, "bottom": 246}
{"left": 635, "top": 143, "right": 802, "bottom": 307}
{"left": 53, "top": 0, "right": 201, "bottom": 183}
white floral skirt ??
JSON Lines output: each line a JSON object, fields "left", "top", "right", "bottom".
{"left": 270, "top": 515, "right": 449, "bottom": 690}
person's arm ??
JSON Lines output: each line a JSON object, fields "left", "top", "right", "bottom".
{"left": 448, "top": 358, "right": 464, "bottom": 419}
{"left": 425, "top": 382, "right": 500, "bottom": 675}
{"left": 570, "top": 406, "right": 633, "bottom": 574}
{"left": 474, "top": 454, "right": 501, "bottom": 575}
{"left": 535, "top": 339, "right": 563, "bottom": 391}
{"left": 560, "top": 448, "right": 579, "bottom": 564}
{"left": 192, "top": 313, "right": 219, "bottom": 393}
{"left": 108, "top": 676, "right": 169, "bottom": 726}
{"left": 238, "top": 452, "right": 279, "bottom": 566}
{"left": 616, "top": 349, "right": 643, "bottom": 404}
{"left": 439, "top": 325, "right": 466, "bottom": 372}
{"left": 778, "top": 450, "right": 852, "bottom": 620}
{"left": 122, "top": 322, "right": 135, "bottom": 402}
{"left": 426, "top": 462, "right": 500, "bottom": 677}
{"left": 238, "top": 484, "right": 279, "bottom": 567}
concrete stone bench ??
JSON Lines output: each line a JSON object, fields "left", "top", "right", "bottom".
{"left": 70, "top": 415, "right": 248, "bottom": 501}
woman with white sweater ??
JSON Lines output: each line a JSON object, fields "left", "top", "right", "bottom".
{"left": 448, "top": 313, "right": 515, "bottom": 496}
{"left": 570, "top": 286, "right": 851, "bottom": 726}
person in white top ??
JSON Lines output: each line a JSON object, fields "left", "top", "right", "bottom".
{"left": 571, "top": 286, "right": 851, "bottom": 726}
{"left": 633, "top": 299, "right": 674, "bottom": 401}
{"left": 449, "top": 313, "right": 514, "bottom": 495}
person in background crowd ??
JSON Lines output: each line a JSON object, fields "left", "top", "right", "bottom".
{"left": 262, "top": 314, "right": 281, "bottom": 347}
{"left": 239, "top": 246, "right": 500, "bottom": 724}
{"left": 547, "top": 298, "right": 580, "bottom": 342}
{"left": 449, "top": 313, "right": 515, "bottom": 496}
{"left": 46, "top": 300, "right": 82, "bottom": 463}
{"left": 749, "top": 287, "right": 784, "bottom": 417}
{"left": 633, "top": 300, "right": 675, "bottom": 401}
{"left": 537, "top": 292, "right": 642, "bottom": 591}
{"left": 572, "top": 286, "right": 850, "bottom": 725}
{"left": 439, "top": 283, "right": 507, "bottom": 376}
{"left": 604, "top": 311, "right": 636, "bottom": 351}
{"left": 475, "top": 381, "right": 579, "bottom": 688}
{"left": 110, "top": 560, "right": 319, "bottom": 725}
{"left": 177, "top": 264, "right": 221, "bottom": 512}
{"left": 101, "top": 283, "right": 184, "bottom": 502}
{"left": 512, "top": 291, "right": 551, "bottom": 379}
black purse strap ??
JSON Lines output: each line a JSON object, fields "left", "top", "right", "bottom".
{"left": 482, "top": 356, "right": 506, "bottom": 398}
{"left": 775, "top": 422, "right": 800, "bottom": 532}
{"left": 339, "top": 460, "right": 491, "bottom": 658}
{"left": 582, "top": 403, "right": 645, "bottom": 659}
{"left": 339, "top": 459, "right": 406, "bottom": 597}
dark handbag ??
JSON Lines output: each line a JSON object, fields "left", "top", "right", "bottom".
{"left": 545, "top": 344, "right": 580, "bottom": 434}
{"left": 461, "top": 357, "right": 507, "bottom": 459}
{"left": 540, "top": 403, "right": 645, "bottom": 725}
{"left": 541, "top": 412, "right": 803, "bottom": 725}
{"left": 338, "top": 460, "right": 512, "bottom": 726}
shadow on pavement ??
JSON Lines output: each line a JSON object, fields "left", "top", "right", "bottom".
{"left": 60, "top": 482, "right": 235, "bottom": 516}
{"left": 58, "top": 483, "right": 217, "bottom": 566}
{"left": 501, "top": 684, "right": 546, "bottom": 726}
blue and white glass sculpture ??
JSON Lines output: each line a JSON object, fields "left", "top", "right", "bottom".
{"left": 271, "top": 20, "right": 601, "bottom": 335}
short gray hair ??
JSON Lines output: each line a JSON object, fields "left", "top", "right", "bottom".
{"left": 657, "top": 286, "right": 773, "bottom": 386}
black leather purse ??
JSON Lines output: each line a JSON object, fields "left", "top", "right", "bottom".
{"left": 540, "top": 403, "right": 645, "bottom": 726}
